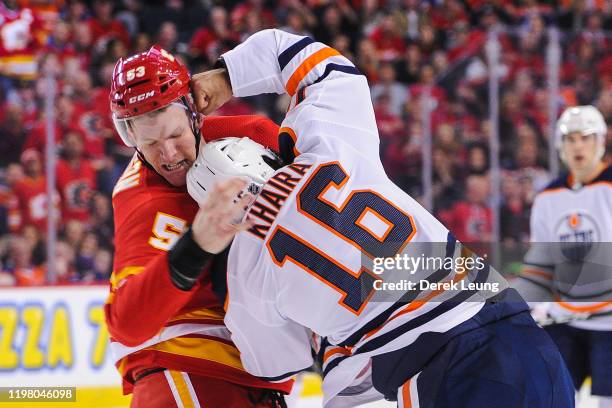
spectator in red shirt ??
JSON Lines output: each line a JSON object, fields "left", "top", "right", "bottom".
{"left": 88, "top": 0, "right": 130, "bottom": 49}
{"left": 446, "top": 20, "right": 486, "bottom": 63}
{"left": 71, "top": 22, "right": 93, "bottom": 71}
{"left": 12, "top": 149, "right": 60, "bottom": 232}
{"left": 368, "top": 13, "right": 406, "bottom": 61}
{"left": 373, "top": 93, "right": 404, "bottom": 145}
{"left": 190, "top": 6, "right": 239, "bottom": 65}
{"left": 56, "top": 129, "right": 97, "bottom": 223}
{"left": 231, "top": 0, "right": 276, "bottom": 33}
{"left": 356, "top": 38, "right": 381, "bottom": 82}
{"left": 500, "top": 173, "right": 529, "bottom": 243}
{"left": 66, "top": 71, "right": 114, "bottom": 161}
{"left": 445, "top": 174, "right": 493, "bottom": 247}
{"left": 23, "top": 94, "right": 74, "bottom": 155}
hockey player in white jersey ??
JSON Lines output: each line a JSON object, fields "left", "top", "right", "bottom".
{"left": 514, "top": 105, "right": 612, "bottom": 407}
{"left": 184, "top": 29, "right": 574, "bottom": 407}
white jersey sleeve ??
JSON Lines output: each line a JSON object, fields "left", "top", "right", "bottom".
{"left": 513, "top": 195, "right": 554, "bottom": 302}
{"left": 222, "top": 29, "right": 379, "bottom": 161}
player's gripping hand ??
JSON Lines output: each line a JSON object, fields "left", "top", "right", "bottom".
{"left": 191, "top": 178, "right": 255, "bottom": 254}
{"left": 190, "top": 68, "right": 233, "bottom": 115}
{"left": 167, "top": 179, "right": 254, "bottom": 291}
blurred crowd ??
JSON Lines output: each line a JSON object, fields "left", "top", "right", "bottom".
{"left": 0, "top": 0, "right": 610, "bottom": 286}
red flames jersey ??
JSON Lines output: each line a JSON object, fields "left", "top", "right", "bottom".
{"left": 56, "top": 159, "right": 97, "bottom": 222}
{"left": 105, "top": 115, "right": 291, "bottom": 394}
{"left": 12, "top": 175, "right": 59, "bottom": 232}
{"left": 0, "top": 5, "right": 45, "bottom": 79}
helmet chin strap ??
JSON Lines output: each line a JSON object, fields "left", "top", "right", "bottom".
{"left": 178, "top": 95, "right": 203, "bottom": 156}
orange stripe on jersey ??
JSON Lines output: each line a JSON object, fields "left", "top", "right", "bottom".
{"left": 537, "top": 187, "right": 566, "bottom": 197}
{"left": 285, "top": 47, "right": 340, "bottom": 96}
{"left": 401, "top": 380, "right": 412, "bottom": 408}
{"left": 363, "top": 272, "right": 468, "bottom": 342}
{"left": 110, "top": 266, "right": 145, "bottom": 290}
{"left": 279, "top": 126, "right": 300, "bottom": 157}
{"left": 323, "top": 346, "right": 352, "bottom": 364}
{"left": 117, "top": 356, "right": 128, "bottom": 376}
{"left": 167, "top": 370, "right": 196, "bottom": 408}
{"left": 521, "top": 267, "right": 552, "bottom": 280}
{"left": 538, "top": 181, "right": 612, "bottom": 197}
{"left": 589, "top": 181, "right": 612, "bottom": 188}
{"left": 148, "top": 336, "right": 245, "bottom": 371}
{"left": 555, "top": 301, "right": 612, "bottom": 313}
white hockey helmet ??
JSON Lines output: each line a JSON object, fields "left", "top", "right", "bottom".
{"left": 186, "top": 137, "right": 282, "bottom": 207}
{"left": 556, "top": 105, "right": 607, "bottom": 162}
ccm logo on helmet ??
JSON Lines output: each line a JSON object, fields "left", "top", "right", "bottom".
{"left": 129, "top": 91, "right": 155, "bottom": 104}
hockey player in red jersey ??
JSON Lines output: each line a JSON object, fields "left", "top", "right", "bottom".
{"left": 106, "top": 45, "right": 291, "bottom": 407}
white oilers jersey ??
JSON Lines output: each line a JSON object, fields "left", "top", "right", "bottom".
{"left": 516, "top": 165, "right": 612, "bottom": 330}
{"left": 222, "top": 29, "right": 511, "bottom": 406}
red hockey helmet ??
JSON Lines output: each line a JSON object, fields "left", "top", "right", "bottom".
{"left": 110, "top": 45, "right": 193, "bottom": 147}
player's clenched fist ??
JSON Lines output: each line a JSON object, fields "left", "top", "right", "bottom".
{"left": 190, "top": 68, "right": 233, "bottom": 115}
{"left": 191, "top": 178, "right": 254, "bottom": 254}
{"left": 167, "top": 178, "right": 253, "bottom": 291}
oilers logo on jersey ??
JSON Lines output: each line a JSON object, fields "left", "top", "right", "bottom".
{"left": 555, "top": 211, "right": 600, "bottom": 262}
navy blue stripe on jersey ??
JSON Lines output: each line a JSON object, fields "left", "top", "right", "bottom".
{"left": 312, "top": 63, "right": 362, "bottom": 85}
{"left": 338, "top": 233, "right": 458, "bottom": 348}
{"left": 296, "top": 86, "right": 306, "bottom": 105}
{"left": 593, "top": 164, "right": 612, "bottom": 183}
{"left": 540, "top": 165, "right": 611, "bottom": 193}
{"left": 323, "top": 352, "right": 346, "bottom": 377}
{"left": 279, "top": 131, "right": 297, "bottom": 163}
{"left": 278, "top": 37, "right": 314, "bottom": 71}
{"left": 353, "top": 263, "right": 492, "bottom": 355}
{"left": 258, "top": 366, "right": 310, "bottom": 382}
{"left": 542, "top": 173, "right": 570, "bottom": 192}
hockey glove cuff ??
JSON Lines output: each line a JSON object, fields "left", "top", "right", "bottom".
{"left": 168, "top": 227, "right": 214, "bottom": 291}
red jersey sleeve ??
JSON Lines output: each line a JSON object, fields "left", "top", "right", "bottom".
{"left": 201, "top": 115, "right": 280, "bottom": 152}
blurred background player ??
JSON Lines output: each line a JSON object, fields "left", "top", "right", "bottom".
{"left": 106, "top": 45, "right": 290, "bottom": 407}
{"left": 514, "top": 105, "right": 611, "bottom": 407}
